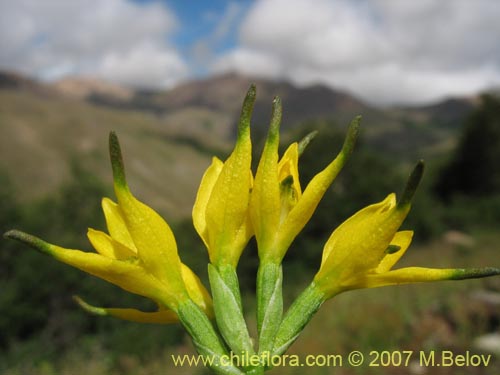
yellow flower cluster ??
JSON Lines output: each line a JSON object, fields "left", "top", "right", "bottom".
{"left": 5, "top": 86, "right": 499, "bottom": 375}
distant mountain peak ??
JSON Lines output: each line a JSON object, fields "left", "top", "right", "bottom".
{"left": 52, "top": 76, "right": 134, "bottom": 101}
{"left": 0, "top": 70, "right": 53, "bottom": 94}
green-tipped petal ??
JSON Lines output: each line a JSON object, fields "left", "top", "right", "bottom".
{"left": 376, "top": 231, "right": 413, "bottom": 272}
{"left": 73, "top": 296, "right": 179, "bottom": 324}
{"left": 314, "top": 191, "right": 413, "bottom": 298}
{"left": 237, "top": 84, "right": 256, "bottom": 140}
{"left": 276, "top": 116, "right": 360, "bottom": 257}
{"left": 101, "top": 197, "right": 136, "bottom": 251}
{"left": 108, "top": 132, "right": 185, "bottom": 296}
{"left": 87, "top": 228, "right": 136, "bottom": 260}
{"left": 5, "top": 230, "right": 175, "bottom": 306}
{"left": 250, "top": 97, "right": 282, "bottom": 255}
{"left": 353, "top": 267, "right": 500, "bottom": 289}
{"left": 202, "top": 89, "right": 254, "bottom": 267}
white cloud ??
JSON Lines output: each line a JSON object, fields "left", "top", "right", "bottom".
{"left": 213, "top": 0, "right": 500, "bottom": 105}
{"left": 96, "top": 42, "right": 187, "bottom": 89}
{"left": 0, "top": 0, "right": 187, "bottom": 88}
{"left": 212, "top": 48, "right": 284, "bottom": 78}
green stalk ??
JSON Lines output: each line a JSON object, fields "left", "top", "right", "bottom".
{"left": 208, "top": 264, "right": 263, "bottom": 374}
{"left": 177, "top": 298, "right": 244, "bottom": 375}
{"left": 272, "top": 282, "right": 325, "bottom": 357}
{"left": 256, "top": 261, "right": 283, "bottom": 356}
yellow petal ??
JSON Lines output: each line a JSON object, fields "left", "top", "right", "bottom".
{"left": 278, "top": 142, "right": 302, "bottom": 199}
{"left": 313, "top": 194, "right": 412, "bottom": 298}
{"left": 5, "top": 230, "right": 176, "bottom": 306}
{"left": 376, "top": 231, "right": 413, "bottom": 273}
{"left": 74, "top": 296, "right": 178, "bottom": 324}
{"left": 116, "top": 190, "right": 185, "bottom": 295}
{"left": 192, "top": 157, "right": 224, "bottom": 250}
{"left": 87, "top": 228, "right": 137, "bottom": 260}
{"left": 101, "top": 197, "right": 136, "bottom": 251}
{"left": 109, "top": 132, "right": 185, "bottom": 295}
{"left": 351, "top": 267, "right": 500, "bottom": 289}
{"left": 276, "top": 117, "right": 360, "bottom": 257}
{"left": 195, "top": 86, "right": 255, "bottom": 266}
{"left": 204, "top": 124, "right": 252, "bottom": 264}
{"left": 251, "top": 98, "right": 282, "bottom": 255}
{"left": 230, "top": 205, "right": 254, "bottom": 266}
{"left": 49, "top": 245, "right": 173, "bottom": 304}
{"left": 320, "top": 194, "right": 398, "bottom": 271}
{"left": 181, "top": 264, "right": 213, "bottom": 317}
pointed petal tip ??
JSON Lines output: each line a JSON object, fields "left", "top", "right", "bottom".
{"left": 108, "top": 131, "right": 128, "bottom": 189}
{"left": 237, "top": 85, "right": 257, "bottom": 137}
{"left": 247, "top": 83, "right": 256, "bottom": 96}
{"left": 73, "top": 295, "right": 107, "bottom": 316}
{"left": 298, "top": 130, "right": 319, "bottom": 156}
{"left": 3, "top": 229, "right": 51, "bottom": 254}
{"left": 451, "top": 267, "right": 500, "bottom": 280}
{"left": 3, "top": 229, "right": 18, "bottom": 240}
{"left": 244, "top": 84, "right": 257, "bottom": 105}
{"left": 269, "top": 95, "right": 282, "bottom": 136}
{"left": 398, "top": 160, "right": 425, "bottom": 207}
{"left": 341, "top": 116, "right": 361, "bottom": 157}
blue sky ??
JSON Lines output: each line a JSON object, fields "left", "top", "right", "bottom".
{"left": 161, "top": 0, "right": 251, "bottom": 76}
{"left": 135, "top": 0, "right": 249, "bottom": 64}
{"left": 1, "top": 0, "right": 500, "bottom": 105}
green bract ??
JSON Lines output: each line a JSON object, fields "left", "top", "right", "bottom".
{"left": 4, "top": 86, "right": 500, "bottom": 375}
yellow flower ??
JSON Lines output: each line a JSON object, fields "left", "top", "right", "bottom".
{"left": 314, "top": 161, "right": 500, "bottom": 298}
{"left": 251, "top": 98, "right": 360, "bottom": 263}
{"left": 192, "top": 86, "right": 255, "bottom": 268}
{"left": 4, "top": 132, "right": 212, "bottom": 323}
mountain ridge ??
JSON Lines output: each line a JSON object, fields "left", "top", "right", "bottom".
{"left": 0, "top": 70, "right": 477, "bottom": 219}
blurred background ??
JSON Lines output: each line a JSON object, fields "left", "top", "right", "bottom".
{"left": 1, "top": 1, "right": 500, "bottom": 374}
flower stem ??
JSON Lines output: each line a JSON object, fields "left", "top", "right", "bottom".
{"left": 272, "top": 282, "right": 325, "bottom": 357}
{"left": 208, "top": 264, "right": 262, "bottom": 373}
{"left": 256, "top": 261, "right": 283, "bottom": 355}
{"left": 177, "top": 298, "right": 245, "bottom": 375}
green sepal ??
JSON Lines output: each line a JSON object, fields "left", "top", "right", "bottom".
{"left": 256, "top": 262, "right": 283, "bottom": 355}
{"left": 177, "top": 298, "right": 244, "bottom": 375}
{"left": 272, "top": 282, "right": 325, "bottom": 357}
{"left": 208, "top": 264, "right": 257, "bottom": 364}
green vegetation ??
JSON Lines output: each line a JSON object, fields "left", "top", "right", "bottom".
{"left": 436, "top": 95, "right": 500, "bottom": 198}
{"left": 434, "top": 95, "right": 500, "bottom": 231}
